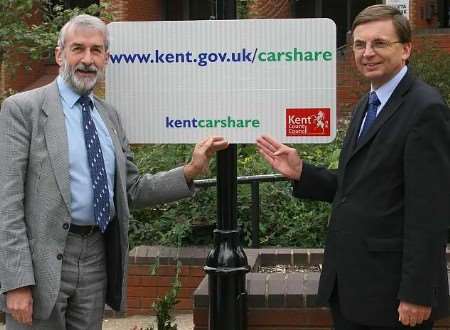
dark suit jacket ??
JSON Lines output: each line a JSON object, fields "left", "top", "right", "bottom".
{"left": 293, "top": 69, "right": 450, "bottom": 326}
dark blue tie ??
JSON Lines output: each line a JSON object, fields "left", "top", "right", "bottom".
{"left": 359, "top": 91, "right": 380, "bottom": 141}
{"left": 79, "top": 96, "right": 110, "bottom": 233}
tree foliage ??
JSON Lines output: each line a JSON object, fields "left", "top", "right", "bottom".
{"left": 0, "top": 0, "right": 36, "bottom": 65}
{"left": 0, "top": 0, "right": 111, "bottom": 72}
{"left": 410, "top": 39, "right": 450, "bottom": 104}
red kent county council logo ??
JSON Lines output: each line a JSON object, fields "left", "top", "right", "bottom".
{"left": 286, "top": 108, "right": 331, "bottom": 136}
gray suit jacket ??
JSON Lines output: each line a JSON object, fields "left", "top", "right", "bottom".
{"left": 0, "top": 80, "right": 194, "bottom": 319}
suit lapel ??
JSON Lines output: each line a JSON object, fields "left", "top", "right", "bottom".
{"left": 346, "top": 70, "right": 415, "bottom": 162}
{"left": 42, "top": 81, "right": 71, "bottom": 213}
{"left": 340, "top": 96, "right": 368, "bottom": 170}
{"left": 94, "top": 100, "right": 126, "bottom": 197}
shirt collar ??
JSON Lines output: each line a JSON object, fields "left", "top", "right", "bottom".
{"left": 57, "top": 75, "right": 94, "bottom": 109}
{"left": 371, "top": 66, "right": 408, "bottom": 107}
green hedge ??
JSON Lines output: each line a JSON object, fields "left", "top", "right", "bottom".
{"left": 410, "top": 39, "right": 450, "bottom": 104}
{"left": 129, "top": 125, "right": 346, "bottom": 249}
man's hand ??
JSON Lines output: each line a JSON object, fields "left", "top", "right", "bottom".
{"left": 6, "top": 287, "right": 33, "bottom": 326}
{"left": 398, "top": 301, "right": 431, "bottom": 327}
{"left": 183, "top": 136, "right": 229, "bottom": 182}
{"left": 256, "top": 135, "right": 303, "bottom": 180}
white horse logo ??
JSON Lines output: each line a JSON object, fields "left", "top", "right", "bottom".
{"left": 313, "top": 111, "right": 329, "bottom": 133}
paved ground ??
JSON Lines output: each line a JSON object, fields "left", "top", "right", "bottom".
{"left": 0, "top": 314, "right": 194, "bottom": 330}
{"left": 103, "top": 314, "right": 194, "bottom": 330}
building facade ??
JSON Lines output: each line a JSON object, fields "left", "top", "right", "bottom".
{"left": 1, "top": 0, "right": 449, "bottom": 115}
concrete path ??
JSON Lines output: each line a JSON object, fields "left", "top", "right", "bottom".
{"left": 0, "top": 314, "right": 194, "bottom": 330}
{"left": 103, "top": 314, "right": 194, "bottom": 330}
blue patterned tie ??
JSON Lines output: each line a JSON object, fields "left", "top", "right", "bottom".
{"left": 359, "top": 91, "right": 380, "bottom": 141}
{"left": 79, "top": 95, "right": 110, "bottom": 233}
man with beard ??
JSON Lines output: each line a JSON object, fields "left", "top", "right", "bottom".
{"left": 0, "top": 14, "right": 228, "bottom": 329}
{"left": 257, "top": 4, "right": 450, "bottom": 330}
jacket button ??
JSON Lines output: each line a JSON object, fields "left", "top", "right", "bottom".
{"left": 63, "top": 223, "right": 69, "bottom": 230}
{"left": 57, "top": 254, "right": 63, "bottom": 260}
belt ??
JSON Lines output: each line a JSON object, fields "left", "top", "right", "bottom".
{"left": 69, "top": 224, "right": 100, "bottom": 237}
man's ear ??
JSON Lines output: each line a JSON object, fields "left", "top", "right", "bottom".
{"left": 55, "top": 47, "right": 63, "bottom": 66}
{"left": 402, "top": 42, "right": 412, "bottom": 62}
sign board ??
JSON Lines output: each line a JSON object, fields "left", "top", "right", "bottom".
{"left": 106, "top": 19, "right": 336, "bottom": 144}
{"left": 385, "top": 0, "right": 410, "bottom": 19}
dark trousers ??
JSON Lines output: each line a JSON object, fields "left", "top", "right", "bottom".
{"left": 330, "top": 287, "right": 433, "bottom": 330}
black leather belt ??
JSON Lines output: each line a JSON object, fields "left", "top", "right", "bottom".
{"left": 69, "top": 224, "right": 99, "bottom": 237}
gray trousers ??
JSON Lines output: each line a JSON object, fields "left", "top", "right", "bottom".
{"left": 6, "top": 231, "right": 107, "bottom": 330}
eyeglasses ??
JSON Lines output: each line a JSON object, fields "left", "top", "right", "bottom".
{"left": 352, "top": 39, "right": 403, "bottom": 52}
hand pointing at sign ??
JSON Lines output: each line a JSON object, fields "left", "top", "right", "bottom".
{"left": 256, "top": 135, "right": 303, "bottom": 180}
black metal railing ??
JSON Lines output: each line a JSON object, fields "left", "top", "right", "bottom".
{"left": 194, "top": 173, "right": 288, "bottom": 248}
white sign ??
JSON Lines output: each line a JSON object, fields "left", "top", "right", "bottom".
{"left": 386, "top": 0, "right": 410, "bottom": 19}
{"left": 106, "top": 19, "right": 336, "bottom": 144}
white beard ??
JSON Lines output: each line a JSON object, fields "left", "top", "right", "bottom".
{"left": 60, "top": 57, "right": 105, "bottom": 95}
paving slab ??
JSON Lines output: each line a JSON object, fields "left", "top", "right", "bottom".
{"left": 0, "top": 314, "right": 194, "bottom": 330}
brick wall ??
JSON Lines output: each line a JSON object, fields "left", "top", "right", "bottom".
{"left": 410, "top": 0, "right": 440, "bottom": 29}
{"left": 194, "top": 307, "right": 333, "bottom": 330}
{"left": 193, "top": 248, "right": 450, "bottom": 330}
{"left": 336, "top": 48, "right": 369, "bottom": 118}
{"left": 248, "top": 0, "right": 292, "bottom": 19}
{"left": 194, "top": 309, "right": 450, "bottom": 330}
{"left": 126, "top": 246, "right": 210, "bottom": 316}
{"left": 108, "top": 0, "right": 128, "bottom": 21}
{"left": 414, "top": 29, "right": 450, "bottom": 52}
{"left": 1, "top": 63, "right": 5, "bottom": 94}
{"left": 2, "top": 3, "right": 47, "bottom": 94}
{"left": 108, "top": 0, "right": 162, "bottom": 21}
{"left": 3, "top": 56, "right": 47, "bottom": 93}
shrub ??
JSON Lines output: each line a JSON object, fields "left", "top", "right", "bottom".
{"left": 410, "top": 38, "right": 450, "bottom": 104}
{"left": 129, "top": 122, "right": 347, "bottom": 249}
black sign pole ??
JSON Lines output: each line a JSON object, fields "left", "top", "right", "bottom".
{"left": 204, "top": 1, "right": 250, "bottom": 330}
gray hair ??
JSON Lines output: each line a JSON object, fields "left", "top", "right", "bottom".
{"left": 57, "top": 14, "right": 109, "bottom": 50}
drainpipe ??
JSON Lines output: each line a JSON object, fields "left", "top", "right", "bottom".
{"left": 204, "top": 2, "right": 250, "bottom": 329}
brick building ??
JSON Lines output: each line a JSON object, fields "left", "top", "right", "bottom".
{"left": 1, "top": 0, "right": 449, "bottom": 116}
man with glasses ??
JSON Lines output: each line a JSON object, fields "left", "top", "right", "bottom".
{"left": 257, "top": 4, "right": 450, "bottom": 329}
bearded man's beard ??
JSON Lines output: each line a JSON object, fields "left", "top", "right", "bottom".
{"left": 60, "top": 57, "right": 105, "bottom": 95}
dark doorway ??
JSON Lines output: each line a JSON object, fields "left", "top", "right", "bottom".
{"left": 64, "top": 0, "right": 99, "bottom": 9}
{"left": 165, "top": 0, "right": 184, "bottom": 20}
{"left": 293, "top": 0, "right": 381, "bottom": 47}
{"left": 294, "top": 0, "right": 316, "bottom": 18}
{"left": 437, "top": 0, "right": 450, "bottom": 27}
{"left": 323, "top": 0, "right": 348, "bottom": 47}
{"left": 190, "top": 0, "right": 215, "bottom": 20}
{"left": 165, "top": 0, "right": 214, "bottom": 20}
{"left": 350, "top": 0, "right": 381, "bottom": 23}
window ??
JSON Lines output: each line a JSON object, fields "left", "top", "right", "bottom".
{"left": 64, "top": 0, "right": 99, "bottom": 9}
{"left": 293, "top": 0, "right": 381, "bottom": 47}
{"left": 165, "top": 0, "right": 215, "bottom": 20}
